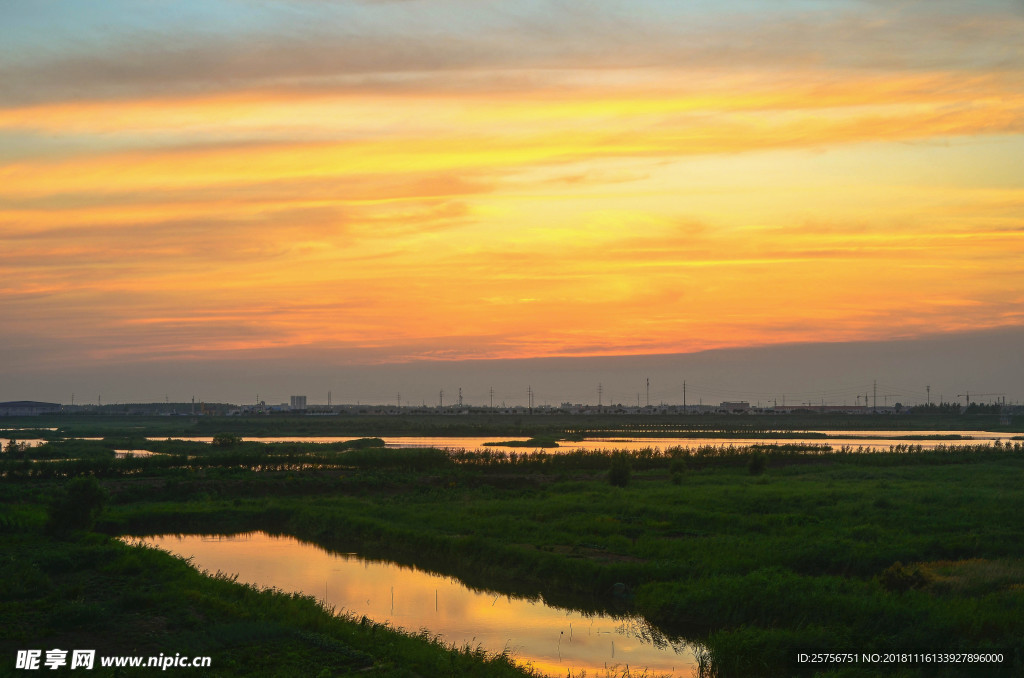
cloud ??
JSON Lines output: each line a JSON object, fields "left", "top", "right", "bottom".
{"left": 1, "top": 0, "right": 1022, "bottom": 383}
{"left": 2, "top": 1, "right": 1021, "bottom": 107}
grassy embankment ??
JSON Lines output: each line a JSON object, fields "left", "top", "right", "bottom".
{"left": 5, "top": 409, "right": 1020, "bottom": 442}
{"left": 0, "top": 439, "right": 539, "bottom": 678}
{"left": 3, "top": 432, "right": 1024, "bottom": 677}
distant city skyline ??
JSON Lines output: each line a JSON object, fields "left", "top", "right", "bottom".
{"left": 4, "top": 326, "right": 1021, "bottom": 408}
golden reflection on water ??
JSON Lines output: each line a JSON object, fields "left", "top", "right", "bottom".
{"left": 141, "top": 431, "right": 1010, "bottom": 452}
{"left": 138, "top": 532, "right": 697, "bottom": 677}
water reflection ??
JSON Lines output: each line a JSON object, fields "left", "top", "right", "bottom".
{"left": 135, "top": 532, "right": 698, "bottom": 677}
{"left": 143, "top": 432, "right": 1012, "bottom": 453}
{"left": 113, "top": 449, "right": 163, "bottom": 458}
{"left": 0, "top": 438, "right": 45, "bottom": 449}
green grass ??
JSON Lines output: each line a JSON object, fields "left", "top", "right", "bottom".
{"left": 5, "top": 409, "right": 1021, "bottom": 441}
{"left": 3, "top": 437, "right": 1024, "bottom": 677}
{"left": 0, "top": 530, "right": 539, "bottom": 677}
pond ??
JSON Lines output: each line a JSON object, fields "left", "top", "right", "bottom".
{"left": 131, "top": 532, "right": 699, "bottom": 677}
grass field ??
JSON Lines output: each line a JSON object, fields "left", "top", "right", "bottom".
{"left": 3, "top": 409, "right": 1019, "bottom": 441}
{"left": 2, "top": 418, "right": 1023, "bottom": 676}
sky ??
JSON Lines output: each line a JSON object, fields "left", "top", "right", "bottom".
{"left": 2, "top": 0, "right": 1023, "bottom": 405}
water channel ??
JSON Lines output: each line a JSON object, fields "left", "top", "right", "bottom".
{"left": 132, "top": 532, "right": 699, "bottom": 677}
{"left": 141, "top": 431, "right": 1015, "bottom": 453}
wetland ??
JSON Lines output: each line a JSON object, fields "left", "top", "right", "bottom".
{"left": 2, "top": 412, "right": 1023, "bottom": 676}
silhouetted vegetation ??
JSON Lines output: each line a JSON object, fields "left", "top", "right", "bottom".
{"left": 45, "top": 475, "right": 108, "bottom": 535}
{"left": 6, "top": 406, "right": 1020, "bottom": 443}
{"left": 746, "top": 450, "right": 767, "bottom": 475}
{"left": 608, "top": 451, "right": 632, "bottom": 487}
{"left": 211, "top": 433, "right": 242, "bottom": 448}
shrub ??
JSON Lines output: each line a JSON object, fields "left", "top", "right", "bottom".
{"left": 212, "top": 433, "right": 242, "bottom": 448}
{"left": 609, "top": 453, "right": 631, "bottom": 487}
{"left": 748, "top": 451, "right": 767, "bottom": 476}
{"left": 46, "top": 476, "right": 108, "bottom": 535}
{"left": 879, "top": 561, "right": 931, "bottom": 593}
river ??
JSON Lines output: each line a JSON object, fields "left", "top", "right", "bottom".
{"left": 131, "top": 532, "right": 699, "bottom": 677}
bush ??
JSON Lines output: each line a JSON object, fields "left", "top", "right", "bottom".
{"left": 670, "top": 457, "right": 686, "bottom": 485}
{"left": 609, "top": 453, "right": 631, "bottom": 487}
{"left": 212, "top": 433, "right": 242, "bottom": 448}
{"left": 748, "top": 451, "right": 767, "bottom": 476}
{"left": 46, "top": 476, "right": 108, "bottom": 535}
{"left": 879, "top": 561, "right": 931, "bottom": 593}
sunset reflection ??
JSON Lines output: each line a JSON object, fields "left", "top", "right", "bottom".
{"left": 137, "top": 532, "right": 697, "bottom": 677}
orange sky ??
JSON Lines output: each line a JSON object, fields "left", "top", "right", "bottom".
{"left": 2, "top": 1, "right": 1023, "bottom": 401}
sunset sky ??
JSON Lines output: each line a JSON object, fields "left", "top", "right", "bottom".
{"left": 2, "top": 1, "right": 1023, "bottom": 405}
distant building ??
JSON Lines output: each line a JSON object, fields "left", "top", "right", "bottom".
{"left": 719, "top": 401, "right": 751, "bottom": 413}
{"left": 290, "top": 395, "right": 307, "bottom": 410}
{"left": 0, "top": 401, "right": 61, "bottom": 416}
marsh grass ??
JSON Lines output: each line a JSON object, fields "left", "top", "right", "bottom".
{"left": 5, "top": 434, "right": 1024, "bottom": 677}
{"left": 920, "top": 559, "right": 1024, "bottom": 595}
{"left": 0, "top": 531, "right": 542, "bottom": 677}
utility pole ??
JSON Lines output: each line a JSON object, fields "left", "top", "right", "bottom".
{"left": 926, "top": 385, "right": 930, "bottom": 405}
{"left": 683, "top": 380, "right": 686, "bottom": 412}
{"left": 328, "top": 391, "right": 332, "bottom": 408}
{"left": 646, "top": 378, "right": 650, "bottom": 408}
{"left": 527, "top": 386, "right": 533, "bottom": 415}
{"left": 598, "top": 383, "right": 603, "bottom": 408}
{"left": 458, "top": 388, "right": 463, "bottom": 408}
{"left": 489, "top": 387, "right": 494, "bottom": 408}
{"left": 397, "top": 393, "right": 401, "bottom": 408}
{"left": 873, "top": 380, "right": 877, "bottom": 412}
{"left": 439, "top": 390, "right": 443, "bottom": 408}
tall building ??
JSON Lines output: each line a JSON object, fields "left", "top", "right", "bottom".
{"left": 290, "top": 395, "right": 307, "bottom": 410}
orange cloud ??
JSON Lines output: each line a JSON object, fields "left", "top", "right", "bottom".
{"left": 2, "top": 56, "right": 1023, "bottom": 371}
